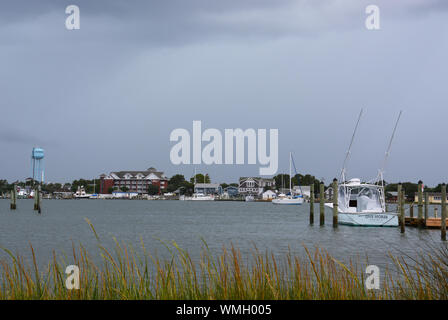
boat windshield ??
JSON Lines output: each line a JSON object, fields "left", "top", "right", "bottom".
{"left": 338, "top": 184, "right": 384, "bottom": 213}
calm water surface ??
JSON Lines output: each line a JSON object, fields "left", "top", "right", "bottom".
{"left": 0, "top": 199, "right": 443, "bottom": 269}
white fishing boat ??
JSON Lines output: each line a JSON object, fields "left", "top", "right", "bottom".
{"left": 73, "top": 186, "right": 91, "bottom": 199}
{"left": 272, "top": 152, "right": 304, "bottom": 205}
{"left": 324, "top": 110, "right": 401, "bottom": 227}
{"left": 325, "top": 178, "right": 398, "bottom": 226}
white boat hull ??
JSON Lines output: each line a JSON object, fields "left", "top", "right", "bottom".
{"left": 245, "top": 196, "right": 254, "bottom": 202}
{"left": 272, "top": 197, "right": 304, "bottom": 205}
{"left": 338, "top": 212, "right": 398, "bottom": 227}
{"left": 325, "top": 203, "right": 398, "bottom": 226}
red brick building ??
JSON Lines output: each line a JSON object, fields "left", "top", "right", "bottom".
{"left": 99, "top": 167, "right": 168, "bottom": 194}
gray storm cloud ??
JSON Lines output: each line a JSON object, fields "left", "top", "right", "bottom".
{"left": 0, "top": 1, "right": 447, "bottom": 185}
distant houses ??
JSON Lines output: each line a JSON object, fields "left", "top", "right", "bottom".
{"left": 238, "top": 177, "right": 276, "bottom": 196}
{"left": 413, "top": 192, "right": 448, "bottom": 204}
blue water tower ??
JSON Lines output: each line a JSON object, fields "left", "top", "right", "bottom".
{"left": 31, "top": 147, "right": 45, "bottom": 183}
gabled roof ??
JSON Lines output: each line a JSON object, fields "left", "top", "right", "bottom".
{"left": 195, "top": 183, "right": 220, "bottom": 188}
{"left": 109, "top": 168, "right": 167, "bottom": 180}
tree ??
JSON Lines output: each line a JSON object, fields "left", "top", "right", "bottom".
{"left": 121, "top": 186, "right": 129, "bottom": 192}
{"left": 273, "top": 174, "right": 290, "bottom": 189}
{"left": 190, "top": 173, "right": 210, "bottom": 184}
{"left": 167, "top": 174, "right": 186, "bottom": 192}
{"left": 107, "top": 186, "right": 114, "bottom": 194}
{"left": 147, "top": 184, "right": 159, "bottom": 195}
{"left": 220, "top": 183, "right": 229, "bottom": 189}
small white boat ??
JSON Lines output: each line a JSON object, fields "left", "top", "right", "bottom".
{"left": 73, "top": 186, "right": 91, "bottom": 199}
{"left": 272, "top": 194, "right": 304, "bottom": 205}
{"left": 245, "top": 195, "right": 255, "bottom": 202}
{"left": 183, "top": 193, "right": 215, "bottom": 201}
{"left": 272, "top": 152, "right": 303, "bottom": 205}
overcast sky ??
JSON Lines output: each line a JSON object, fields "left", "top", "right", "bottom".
{"left": 0, "top": 0, "right": 447, "bottom": 185}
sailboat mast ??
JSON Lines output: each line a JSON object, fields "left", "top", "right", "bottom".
{"left": 289, "top": 152, "right": 292, "bottom": 194}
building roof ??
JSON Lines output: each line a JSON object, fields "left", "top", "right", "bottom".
{"left": 239, "top": 177, "right": 275, "bottom": 182}
{"left": 195, "top": 183, "right": 220, "bottom": 188}
{"left": 109, "top": 168, "right": 167, "bottom": 180}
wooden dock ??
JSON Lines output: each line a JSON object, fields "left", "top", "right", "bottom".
{"left": 405, "top": 217, "right": 448, "bottom": 229}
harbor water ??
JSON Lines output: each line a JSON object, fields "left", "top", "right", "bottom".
{"left": 0, "top": 199, "right": 443, "bottom": 269}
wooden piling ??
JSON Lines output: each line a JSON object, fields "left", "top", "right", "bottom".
{"left": 418, "top": 180, "right": 423, "bottom": 227}
{"left": 409, "top": 203, "right": 414, "bottom": 218}
{"left": 398, "top": 183, "right": 405, "bottom": 233}
{"left": 319, "top": 182, "right": 325, "bottom": 226}
{"left": 34, "top": 186, "right": 41, "bottom": 213}
{"left": 10, "top": 185, "right": 16, "bottom": 210}
{"left": 309, "top": 184, "right": 314, "bottom": 225}
{"left": 441, "top": 184, "right": 446, "bottom": 241}
{"left": 332, "top": 178, "right": 338, "bottom": 227}
{"left": 424, "top": 192, "right": 429, "bottom": 223}
{"left": 435, "top": 207, "right": 438, "bottom": 218}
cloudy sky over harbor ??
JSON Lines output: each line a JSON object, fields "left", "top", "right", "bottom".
{"left": 0, "top": 0, "right": 447, "bottom": 185}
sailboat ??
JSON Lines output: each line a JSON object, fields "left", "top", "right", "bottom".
{"left": 324, "top": 110, "right": 401, "bottom": 227}
{"left": 272, "top": 152, "right": 304, "bottom": 205}
{"left": 181, "top": 168, "right": 214, "bottom": 201}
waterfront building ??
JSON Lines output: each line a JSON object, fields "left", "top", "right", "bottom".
{"left": 194, "top": 183, "right": 222, "bottom": 195}
{"left": 262, "top": 190, "right": 277, "bottom": 200}
{"left": 224, "top": 186, "right": 239, "bottom": 197}
{"left": 238, "top": 177, "right": 276, "bottom": 196}
{"left": 413, "top": 192, "right": 448, "bottom": 204}
{"left": 99, "top": 167, "right": 168, "bottom": 194}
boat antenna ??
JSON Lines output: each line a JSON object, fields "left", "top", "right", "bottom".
{"left": 378, "top": 110, "right": 402, "bottom": 184}
{"left": 340, "top": 109, "right": 363, "bottom": 182}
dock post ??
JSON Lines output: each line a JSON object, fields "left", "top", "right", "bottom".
{"left": 398, "top": 183, "right": 405, "bottom": 233}
{"left": 332, "top": 178, "right": 338, "bottom": 227}
{"left": 10, "top": 184, "right": 17, "bottom": 210}
{"left": 34, "top": 187, "right": 38, "bottom": 210}
{"left": 424, "top": 192, "right": 429, "bottom": 224}
{"left": 319, "top": 182, "right": 325, "bottom": 226}
{"left": 33, "top": 186, "right": 41, "bottom": 213}
{"left": 409, "top": 203, "right": 414, "bottom": 218}
{"left": 441, "top": 184, "right": 446, "bottom": 241}
{"left": 435, "top": 207, "right": 438, "bottom": 218}
{"left": 418, "top": 180, "right": 423, "bottom": 227}
{"left": 310, "top": 184, "right": 314, "bottom": 225}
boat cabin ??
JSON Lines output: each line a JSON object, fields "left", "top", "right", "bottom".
{"left": 338, "top": 178, "right": 385, "bottom": 213}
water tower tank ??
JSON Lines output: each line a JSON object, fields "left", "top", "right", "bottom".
{"left": 32, "top": 148, "right": 44, "bottom": 160}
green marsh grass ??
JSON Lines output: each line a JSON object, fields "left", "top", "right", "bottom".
{"left": 0, "top": 220, "right": 447, "bottom": 300}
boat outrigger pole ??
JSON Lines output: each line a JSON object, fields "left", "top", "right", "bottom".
{"left": 377, "top": 110, "right": 402, "bottom": 186}
{"left": 340, "top": 109, "right": 363, "bottom": 183}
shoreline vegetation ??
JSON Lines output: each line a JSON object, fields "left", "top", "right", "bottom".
{"left": 0, "top": 221, "right": 447, "bottom": 300}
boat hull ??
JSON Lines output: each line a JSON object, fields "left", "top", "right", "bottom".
{"left": 338, "top": 212, "right": 398, "bottom": 227}
{"left": 272, "top": 198, "right": 304, "bottom": 205}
